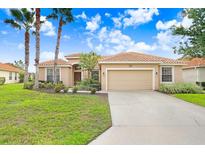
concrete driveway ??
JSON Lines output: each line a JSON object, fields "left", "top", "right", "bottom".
{"left": 90, "top": 91, "right": 205, "bottom": 144}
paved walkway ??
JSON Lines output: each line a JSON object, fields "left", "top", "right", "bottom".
{"left": 90, "top": 91, "right": 205, "bottom": 144}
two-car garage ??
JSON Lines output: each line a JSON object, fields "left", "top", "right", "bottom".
{"left": 106, "top": 68, "right": 155, "bottom": 91}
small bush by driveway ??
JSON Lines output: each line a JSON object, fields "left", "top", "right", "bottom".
{"left": 159, "top": 83, "right": 204, "bottom": 94}
{"left": 0, "top": 84, "right": 111, "bottom": 144}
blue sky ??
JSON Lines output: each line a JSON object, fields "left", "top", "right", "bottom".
{"left": 0, "top": 8, "right": 193, "bottom": 72}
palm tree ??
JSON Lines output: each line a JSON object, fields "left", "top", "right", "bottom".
{"left": 34, "top": 8, "right": 41, "bottom": 89}
{"left": 47, "top": 9, "right": 74, "bottom": 83}
{"left": 4, "top": 8, "right": 35, "bottom": 84}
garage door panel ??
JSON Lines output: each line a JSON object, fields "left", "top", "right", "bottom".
{"left": 108, "top": 70, "right": 152, "bottom": 91}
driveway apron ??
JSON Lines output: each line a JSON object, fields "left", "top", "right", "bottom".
{"left": 90, "top": 91, "right": 205, "bottom": 144}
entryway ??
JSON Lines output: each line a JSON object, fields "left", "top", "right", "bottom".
{"left": 74, "top": 72, "right": 81, "bottom": 85}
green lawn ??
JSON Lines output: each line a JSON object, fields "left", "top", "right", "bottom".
{"left": 175, "top": 94, "right": 205, "bottom": 107}
{"left": 0, "top": 84, "right": 111, "bottom": 144}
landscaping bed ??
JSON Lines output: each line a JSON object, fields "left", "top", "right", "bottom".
{"left": 0, "top": 84, "right": 111, "bottom": 144}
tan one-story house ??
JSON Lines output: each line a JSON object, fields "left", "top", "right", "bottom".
{"left": 0, "top": 63, "right": 21, "bottom": 84}
{"left": 182, "top": 58, "right": 205, "bottom": 83}
{"left": 38, "top": 52, "right": 185, "bottom": 91}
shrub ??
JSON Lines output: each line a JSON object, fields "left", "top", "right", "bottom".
{"left": 90, "top": 88, "right": 96, "bottom": 94}
{"left": 19, "top": 71, "right": 24, "bottom": 83}
{"left": 39, "top": 82, "right": 46, "bottom": 89}
{"left": 159, "top": 83, "right": 203, "bottom": 94}
{"left": 0, "top": 77, "right": 5, "bottom": 85}
{"left": 54, "top": 83, "right": 64, "bottom": 93}
{"left": 72, "top": 86, "right": 78, "bottom": 93}
{"left": 77, "top": 79, "right": 101, "bottom": 91}
{"left": 45, "top": 82, "right": 54, "bottom": 89}
{"left": 24, "top": 82, "right": 34, "bottom": 89}
{"left": 63, "top": 87, "right": 69, "bottom": 93}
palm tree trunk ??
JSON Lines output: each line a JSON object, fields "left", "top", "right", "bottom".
{"left": 24, "top": 31, "right": 30, "bottom": 83}
{"left": 53, "top": 17, "right": 63, "bottom": 83}
{"left": 34, "top": 8, "right": 41, "bottom": 89}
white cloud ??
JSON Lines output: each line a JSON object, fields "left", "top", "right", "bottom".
{"left": 86, "top": 38, "right": 94, "bottom": 49}
{"left": 156, "top": 16, "right": 193, "bottom": 30}
{"left": 1, "top": 30, "right": 8, "bottom": 35}
{"left": 111, "top": 8, "right": 159, "bottom": 29}
{"left": 63, "top": 35, "right": 70, "bottom": 40}
{"left": 156, "top": 20, "right": 178, "bottom": 30}
{"left": 123, "top": 8, "right": 159, "bottom": 28}
{"left": 112, "top": 17, "right": 123, "bottom": 28}
{"left": 181, "top": 16, "right": 193, "bottom": 28}
{"left": 90, "top": 27, "right": 156, "bottom": 54}
{"left": 156, "top": 30, "right": 183, "bottom": 52}
{"left": 96, "top": 44, "right": 104, "bottom": 51}
{"left": 17, "top": 43, "right": 24, "bottom": 50}
{"left": 98, "top": 27, "right": 107, "bottom": 41}
{"left": 105, "top": 13, "right": 111, "bottom": 17}
{"left": 76, "top": 12, "right": 87, "bottom": 20}
{"left": 154, "top": 15, "right": 192, "bottom": 52}
{"left": 86, "top": 14, "right": 101, "bottom": 32}
{"left": 40, "top": 51, "right": 65, "bottom": 61}
{"left": 131, "top": 42, "right": 157, "bottom": 51}
{"left": 40, "top": 16, "right": 56, "bottom": 36}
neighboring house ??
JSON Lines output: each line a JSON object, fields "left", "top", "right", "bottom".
{"left": 182, "top": 58, "right": 205, "bottom": 83}
{"left": 0, "top": 63, "right": 21, "bottom": 84}
{"left": 39, "top": 52, "right": 185, "bottom": 91}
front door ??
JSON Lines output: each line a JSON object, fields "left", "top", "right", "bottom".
{"left": 74, "top": 72, "right": 81, "bottom": 85}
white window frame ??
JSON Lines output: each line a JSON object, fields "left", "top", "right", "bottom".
{"left": 105, "top": 68, "right": 155, "bottom": 91}
{"left": 45, "top": 67, "right": 61, "bottom": 82}
{"left": 160, "top": 66, "right": 174, "bottom": 83}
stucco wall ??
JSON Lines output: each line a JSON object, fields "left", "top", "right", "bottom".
{"left": 198, "top": 67, "right": 205, "bottom": 82}
{"left": 61, "top": 67, "right": 72, "bottom": 87}
{"left": 174, "top": 65, "right": 183, "bottom": 83}
{"left": 39, "top": 67, "right": 45, "bottom": 81}
{"left": 182, "top": 68, "right": 197, "bottom": 83}
{"left": 0, "top": 70, "right": 19, "bottom": 84}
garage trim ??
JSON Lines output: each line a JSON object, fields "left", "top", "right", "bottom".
{"left": 105, "top": 68, "right": 155, "bottom": 91}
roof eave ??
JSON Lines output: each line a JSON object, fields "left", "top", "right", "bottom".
{"left": 98, "top": 61, "right": 185, "bottom": 65}
{"left": 39, "top": 64, "right": 72, "bottom": 68}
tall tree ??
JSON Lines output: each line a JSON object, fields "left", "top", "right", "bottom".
{"left": 79, "top": 51, "right": 100, "bottom": 79}
{"left": 4, "top": 8, "right": 35, "bottom": 83}
{"left": 34, "top": 8, "right": 41, "bottom": 89}
{"left": 14, "top": 60, "right": 25, "bottom": 70}
{"left": 47, "top": 9, "right": 74, "bottom": 83}
{"left": 172, "top": 8, "right": 205, "bottom": 58}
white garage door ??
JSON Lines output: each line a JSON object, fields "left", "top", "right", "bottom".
{"left": 107, "top": 70, "right": 153, "bottom": 91}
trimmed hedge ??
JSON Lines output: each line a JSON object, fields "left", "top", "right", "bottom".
{"left": 0, "top": 77, "right": 5, "bottom": 85}
{"left": 72, "top": 86, "right": 78, "bottom": 93}
{"left": 90, "top": 88, "right": 96, "bottom": 94}
{"left": 54, "top": 83, "right": 64, "bottom": 93}
{"left": 159, "top": 83, "right": 204, "bottom": 94}
{"left": 24, "top": 82, "right": 34, "bottom": 89}
{"left": 77, "top": 79, "right": 101, "bottom": 91}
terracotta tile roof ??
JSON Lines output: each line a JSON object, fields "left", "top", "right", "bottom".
{"left": 99, "top": 52, "right": 185, "bottom": 65}
{"left": 0, "top": 63, "right": 22, "bottom": 72}
{"left": 39, "top": 59, "right": 71, "bottom": 67}
{"left": 183, "top": 58, "right": 205, "bottom": 68}
{"left": 65, "top": 53, "right": 81, "bottom": 58}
